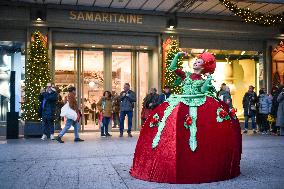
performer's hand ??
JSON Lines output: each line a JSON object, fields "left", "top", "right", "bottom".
{"left": 126, "top": 93, "right": 130, "bottom": 97}
{"left": 122, "top": 93, "right": 126, "bottom": 97}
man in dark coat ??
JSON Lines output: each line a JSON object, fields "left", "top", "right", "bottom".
{"left": 39, "top": 83, "right": 58, "bottom": 140}
{"left": 242, "top": 85, "right": 258, "bottom": 134}
{"left": 119, "top": 83, "right": 136, "bottom": 137}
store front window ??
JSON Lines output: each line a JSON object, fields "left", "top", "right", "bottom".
{"left": 82, "top": 50, "right": 104, "bottom": 130}
{"left": 0, "top": 42, "right": 25, "bottom": 123}
{"left": 54, "top": 48, "right": 151, "bottom": 131}
{"left": 182, "top": 49, "right": 260, "bottom": 118}
{"left": 112, "top": 51, "right": 132, "bottom": 93}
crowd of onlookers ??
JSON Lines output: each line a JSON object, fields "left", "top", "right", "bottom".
{"left": 215, "top": 83, "right": 284, "bottom": 136}
{"left": 38, "top": 80, "right": 284, "bottom": 143}
{"left": 39, "top": 83, "right": 137, "bottom": 143}
{"left": 241, "top": 84, "right": 284, "bottom": 136}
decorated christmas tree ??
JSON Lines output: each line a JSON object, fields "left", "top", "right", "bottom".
{"left": 23, "top": 31, "right": 51, "bottom": 121}
{"left": 164, "top": 39, "right": 183, "bottom": 94}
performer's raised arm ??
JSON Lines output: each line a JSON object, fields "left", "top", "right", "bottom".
{"left": 169, "top": 52, "right": 186, "bottom": 80}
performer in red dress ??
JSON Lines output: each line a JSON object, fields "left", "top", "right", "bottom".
{"left": 130, "top": 52, "right": 241, "bottom": 184}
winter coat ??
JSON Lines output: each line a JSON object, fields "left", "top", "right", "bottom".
{"left": 257, "top": 94, "right": 272, "bottom": 114}
{"left": 38, "top": 91, "right": 58, "bottom": 120}
{"left": 276, "top": 92, "right": 284, "bottom": 127}
{"left": 119, "top": 90, "right": 136, "bottom": 111}
{"left": 60, "top": 102, "right": 77, "bottom": 121}
{"left": 271, "top": 91, "right": 281, "bottom": 117}
{"left": 142, "top": 93, "right": 159, "bottom": 110}
{"left": 112, "top": 95, "right": 120, "bottom": 113}
{"left": 158, "top": 92, "right": 171, "bottom": 105}
{"left": 218, "top": 90, "right": 232, "bottom": 108}
{"left": 242, "top": 91, "right": 257, "bottom": 116}
{"left": 97, "top": 97, "right": 113, "bottom": 117}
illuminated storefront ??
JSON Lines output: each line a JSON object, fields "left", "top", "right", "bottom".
{"left": 0, "top": 2, "right": 282, "bottom": 131}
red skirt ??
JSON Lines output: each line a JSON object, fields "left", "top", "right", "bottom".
{"left": 130, "top": 96, "right": 242, "bottom": 184}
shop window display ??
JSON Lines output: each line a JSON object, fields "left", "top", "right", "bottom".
{"left": 0, "top": 42, "right": 25, "bottom": 122}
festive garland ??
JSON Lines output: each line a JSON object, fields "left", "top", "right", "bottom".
{"left": 219, "top": 0, "right": 284, "bottom": 26}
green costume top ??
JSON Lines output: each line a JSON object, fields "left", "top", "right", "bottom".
{"left": 150, "top": 52, "right": 217, "bottom": 151}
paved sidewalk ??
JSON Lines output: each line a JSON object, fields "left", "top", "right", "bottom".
{"left": 0, "top": 132, "right": 283, "bottom": 189}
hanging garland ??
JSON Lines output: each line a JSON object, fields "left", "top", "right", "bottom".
{"left": 219, "top": 0, "right": 284, "bottom": 26}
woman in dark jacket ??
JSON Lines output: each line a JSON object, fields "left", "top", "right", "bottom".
{"left": 141, "top": 88, "right": 159, "bottom": 125}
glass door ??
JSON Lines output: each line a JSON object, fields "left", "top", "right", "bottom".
{"left": 81, "top": 50, "right": 104, "bottom": 131}
{"left": 137, "top": 52, "right": 149, "bottom": 128}
{"left": 54, "top": 49, "right": 77, "bottom": 130}
{"left": 111, "top": 51, "right": 132, "bottom": 131}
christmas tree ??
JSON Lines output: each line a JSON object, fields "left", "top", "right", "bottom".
{"left": 164, "top": 39, "right": 183, "bottom": 94}
{"left": 23, "top": 31, "right": 51, "bottom": 121}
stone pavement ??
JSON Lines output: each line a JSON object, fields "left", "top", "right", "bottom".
{"left": 0, "top": 131, "right": 283, "bottom": 189}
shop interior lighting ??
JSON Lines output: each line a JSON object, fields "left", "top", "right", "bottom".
{"left": 241, "top": 51, "right": 246, "bottom": 55}
{"left": 118, "top": 46, "right": 122, "bottom": 49}
{"left": 143, "top": 47, "right": 148, "bottom": 50}
{"left": 92, "top": 45, "right": 96, "bottom": 48}
{"left": 64, "top": 44, "right": 68, "bottom": 47}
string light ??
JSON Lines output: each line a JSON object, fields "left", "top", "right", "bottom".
{"left": 22, "top": 30, "right": 51, "bottom": 121}
{"left": 219, "top": 0, "right": 284, "bottom": 26}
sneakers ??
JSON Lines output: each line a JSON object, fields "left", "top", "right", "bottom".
{"left": 243, "top": 130, "right": 248, "bottom": 134}
{"left": 119, "top": 133, "right": 123, "bottom": 137}
{"left": 56, "top": 136, "right": 64, "bottom": 143}
{"left": 253, "top": 130, "right": 257, "bottom": 134}
{"left": 106, "top": 133, "right": 112, "bottom": 137}
{"left": 128, "top": 133, "right": 133, "bottom": 137}
{"left": 101, "top": 134, "right": 106, "bottom": 137}
{"left": 50, "top": 134, "right": 55, "bottom": 140}
{"left": 74, "top": 138, "right": 84, "bottom": 142}
{"left": 41, "top": 134, "right": 47, "bottom": 140}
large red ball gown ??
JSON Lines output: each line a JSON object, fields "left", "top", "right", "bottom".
{"left": 130, "top": 71, "right": 242, "bottom": 184}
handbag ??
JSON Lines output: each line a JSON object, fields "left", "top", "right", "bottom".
{"left": 60, "top": 102, "right": 78, "bottom": 121}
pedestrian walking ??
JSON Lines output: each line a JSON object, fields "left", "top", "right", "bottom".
{"left": 243, "top": 85, "right": 258, "bottom": 134}
{"left": 97, "top": 91, "right": 113, "bottom": 137}
{"left": 56, "top": 86, "right": 84, "bottom": 143}
{"left": 119, "top": 83, "right": 136, "bottom": 137}
{"left": 158, "top": 86, "right": 171, "bottom": 105}
{"left": 141, "top": 87, "right": 159, "bottom": 125}
{"left": 38, "top": 83, "right": 58, "bottom": 140}
{"left": 257, "top": 88, "right": 272, "bottom": 134}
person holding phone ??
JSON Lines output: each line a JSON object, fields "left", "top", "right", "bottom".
{"left": 38, "top": 83, "right": 58, "bottom": 140}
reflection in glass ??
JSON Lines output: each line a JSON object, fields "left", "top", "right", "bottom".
{"left": 112, "top": 52, "right": 132, "bottom": 94}
{"left": 82, "top": 51, "right": 104, "bottom": 130}
{"left": 138, "top": 52, "right": 149, "bottom": 128}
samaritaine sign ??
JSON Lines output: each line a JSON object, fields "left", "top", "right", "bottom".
{"left": 69, "top": 11, "right": 143, "bottom": 24}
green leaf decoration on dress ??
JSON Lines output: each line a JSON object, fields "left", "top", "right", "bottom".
{"left": 184, "top": 107, "right": 198, "bottom": 151}
{"left": 150, "top": 113, "right": 160, "bottom": 128}
{"left": 216, "top": 107, "right": 231, "bottom": 122}
{"left": 174, "top": 77, "right": 183, "bottom": 86}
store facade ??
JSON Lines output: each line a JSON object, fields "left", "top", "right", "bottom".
{"left": 0, "top": 2, "right": 282, "bottom": 131}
